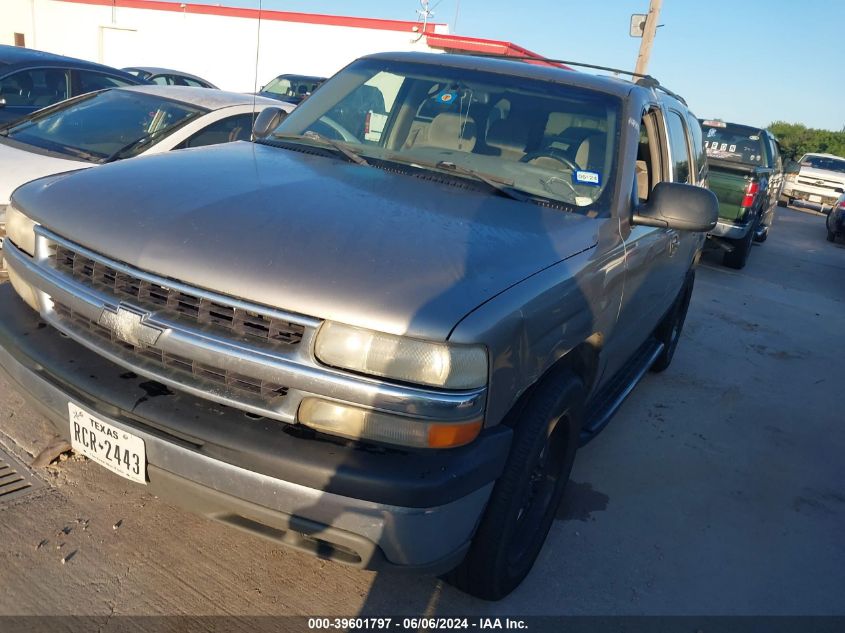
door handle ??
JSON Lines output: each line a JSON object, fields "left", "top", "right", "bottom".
{"left": 667, "top": 230, "right": 680, "bottom": 257}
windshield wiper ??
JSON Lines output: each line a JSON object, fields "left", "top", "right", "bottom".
{"left": 388, "top": 155, "right": 529, "bottom": 202}
{"left": 272, "top": 131, "right": 370, "bottom": 166}
{"left": 434, "top": 161, "right": 530, "bottom": 202}
{"left": 54, "top": 145, "right": 104, "bottom": 162}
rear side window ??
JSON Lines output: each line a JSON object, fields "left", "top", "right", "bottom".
{"left": 76, "top": 70, "right": 134, "bottom": 94}
{"left": 0, "top": 68, "right": 70, "bottom": 107}
{"left": 666, "top": 110, "right": 692, "bottom": 184}
{"left": 685, "top": 113, "right": 706, "bottom": 184}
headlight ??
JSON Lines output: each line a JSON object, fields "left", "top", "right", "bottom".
{"left": 5, "top": 204, "right": 37, "bottom": 256}
{"left": 785, "top": 174, "right": 797, "bottom": 183}
{"left": 298, "top": 398, "right": 482, "bottom": 449}
{"left": 314, "top": 321, "right": 488, "bottom": 390}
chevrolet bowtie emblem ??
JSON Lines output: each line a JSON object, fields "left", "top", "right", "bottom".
{"left": 98, "top": 305, "right": 162, "bottom": 347}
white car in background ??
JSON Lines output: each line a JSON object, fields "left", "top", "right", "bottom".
{"left": 781, "top": 152, "right": 845, "bottom": 213}
{"left": 0, "top": 85, "right": 290, "bottom": 250}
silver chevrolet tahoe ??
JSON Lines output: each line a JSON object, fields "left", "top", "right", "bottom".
{"left": 0, "top": 53, "right": 717, "bottom": 600}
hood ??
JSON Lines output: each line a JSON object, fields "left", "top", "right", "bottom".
{"left": 0, "top": 140, "right": 89, "bottom": 206}
{"left": 13, "top": 141, "right": 599, "bottom": 340}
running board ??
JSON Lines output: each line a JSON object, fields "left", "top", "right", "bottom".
{"left": 579, "top": 338, "right": 664, "bottom": 445}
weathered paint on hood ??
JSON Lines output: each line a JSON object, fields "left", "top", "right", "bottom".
{"left": 13, "top": 141, "right": 599, "bottom": 339}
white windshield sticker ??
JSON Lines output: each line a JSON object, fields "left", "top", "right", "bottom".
{"left": 573, "top": 170, "right": 601, "bottom": 187}
{"left": 364, "top": 111, "right": 388, "bottom": 142}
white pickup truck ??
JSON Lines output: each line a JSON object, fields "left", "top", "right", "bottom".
{"left": 781, "top": 152, "right": 845, "bottom": 213}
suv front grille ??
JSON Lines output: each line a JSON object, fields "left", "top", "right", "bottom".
{"left": 50, "top": 244, "right": 305, "bottom": 348}
{"left": 53, "top": 301, "right": 289, "bottom": 404}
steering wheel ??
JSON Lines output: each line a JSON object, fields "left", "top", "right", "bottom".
{"left": 519, "top": 147, "right": 580, "bottom": 172}
{"left": 312, "top": 115, "right": 358, "bottom": 143}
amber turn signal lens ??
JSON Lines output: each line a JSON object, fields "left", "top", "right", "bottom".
{"left": 427, "top": 420, "right": 482, "bottom": 448}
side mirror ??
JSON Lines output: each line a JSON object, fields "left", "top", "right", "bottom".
{"left": 784, "top": 160, "right": 800, "bottom": 174}
{"left": 251, "top": 107, "right": 287, "bottom": 139}
{"left": 633, "top": 182, "right": 718, "bottom": 232}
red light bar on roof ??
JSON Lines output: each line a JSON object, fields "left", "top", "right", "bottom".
{"left": 702, "top": 120, "right": 727, "bottom": 128}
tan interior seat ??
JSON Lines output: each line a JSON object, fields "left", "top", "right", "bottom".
{"left": 636, "top": 160, "right": 649, "bottom": 202}
{"left": 416, "top": 112, "right": 477, "bottom": 152}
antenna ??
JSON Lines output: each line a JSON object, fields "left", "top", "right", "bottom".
{"left": 411, "top": 0, "right": 433, "bottom": 42}
{"left": 251, "top": 0, "right": 263, "bottom": 134}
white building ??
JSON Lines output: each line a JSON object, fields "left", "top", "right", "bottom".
{"left": 1, "top": 0, "right": 549, "bottom": 91}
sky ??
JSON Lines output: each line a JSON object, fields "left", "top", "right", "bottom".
{"left": 159, "top": 0, "right": 844, "bottom": 131}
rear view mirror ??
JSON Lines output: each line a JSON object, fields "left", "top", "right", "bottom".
{"left": 633, "top": 182, "right": 718, "bottom": 232}
{"left": 252, "top": 107, "right": 287, "bottom": 140}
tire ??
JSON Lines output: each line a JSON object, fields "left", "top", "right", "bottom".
{"left": 827, "top": 230, "right": 836, "bottom": 243}
{"left": 778, "top": 196, "right": 790, "bottom": 208}
{"left": 723, "top": 219, "right": 755, "bottom": 269}
{"left": 753, "top": 226, "right": 768, "bottom": 243}
{"left": 650, "top": 270, "right": 695, "bottom": 373}
{"left": 445, "top": 370, "right": 586, "bottom": 601}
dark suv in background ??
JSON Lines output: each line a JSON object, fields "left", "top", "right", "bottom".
{"left": 0, "top": 45, "right": 142, "bottom": 125}
{"left": 700, "top": 120, "right": 784, "bottom": 269}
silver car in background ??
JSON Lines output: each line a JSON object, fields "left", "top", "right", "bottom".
{"left": 0, "top": 86, "right": 289, "bottom": 251}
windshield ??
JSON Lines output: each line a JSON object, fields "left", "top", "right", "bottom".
{"left": 269, "top": 59, "right": 621, "bottom": 208}
{"left": 262, "top": 76, "right": 323, "bottom": 100}
{"left": 701, "top": 123, "right": 767, "bottom": 166}
{"left": 800, "top": 155, "right": 845, "bottom": 174}
{"left": 4, "top": 89, "right": 205, "bottom": 161}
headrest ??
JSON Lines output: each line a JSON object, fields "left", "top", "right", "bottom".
{"left": 424, "top": 113, "right": 477, "bottom": 152}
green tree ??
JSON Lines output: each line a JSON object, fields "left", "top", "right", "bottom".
{"left": 768, "top": 121, "right": 845, "bottom": 161}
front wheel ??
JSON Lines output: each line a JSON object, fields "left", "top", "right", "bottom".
{"left": 827, "top": 230, "right": 837, "bottom": 243}
{"left": 445, "top": 370, "right": 585, "bottom": 601}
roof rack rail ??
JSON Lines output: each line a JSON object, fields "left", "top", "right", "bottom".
{"left": 635, "top": 77, "right": 687, "bottom": 106}
{"left": 460, "top": 52, "right": 688, "bottom": 106}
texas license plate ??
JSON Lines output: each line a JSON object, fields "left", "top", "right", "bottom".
{"left": 809, "top": 194, "right": 822, "bottom": 203}
{"left": 68, "top": 402, "right": 146, "bottom": 484}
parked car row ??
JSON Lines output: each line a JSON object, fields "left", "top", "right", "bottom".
{"left": 0, "top": 44, "right": 316, "bottom": 125}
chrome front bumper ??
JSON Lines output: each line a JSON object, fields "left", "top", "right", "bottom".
{"left": 0, "top": 317, "right": 492, "bottom": 569}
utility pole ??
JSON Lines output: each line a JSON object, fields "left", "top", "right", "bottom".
{"left": 634, "top": 0, "right": 663, "bottom": 76}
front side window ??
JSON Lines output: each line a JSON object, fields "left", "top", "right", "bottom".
{"left": 271, "top": 59, "right": 621, "bottom": 209}
{"left": 4, "top": 89, "right": 205, "bottom": 161}
{"left": 0, "top": 68, "right": 69, "bottom": 107}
